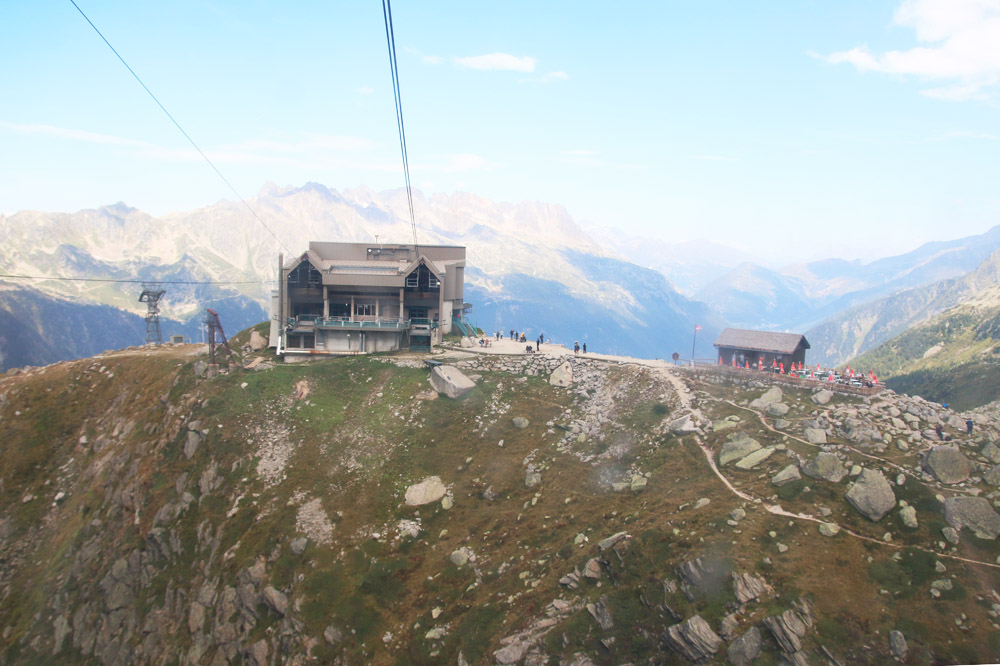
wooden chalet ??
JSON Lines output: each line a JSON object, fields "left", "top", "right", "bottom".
{"left": 713, "top": 328, "right": 810, "bottom": 369}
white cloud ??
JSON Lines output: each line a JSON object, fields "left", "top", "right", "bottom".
{"left": 547, "top": 71, "right": 569, "bottom": 81}
{"left": 453, "top": 53, "right": 537, "bottom": 72}
{"left": 421, "top": 55, "right": 445, "bottom": 65}
{"left": 358, "top": 86, "right": 374, "bottom": 95}
{"left": 824, "top": 0, "right": 1000, "bottom": 100}
{"left": 0, "top": 121, "right": 154, "bottom": 148}
{"left": 692, "top": 155, "right": 738, "bottom": 162}
{"left": 562, "top": 149, "right": 599, "bottom": 156}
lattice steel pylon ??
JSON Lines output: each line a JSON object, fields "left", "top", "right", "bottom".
{"left": 138, "top": 282, "right": 166, "bottom": 345}
{"left": 205, "top": 308, "right": 234, "bottom": 370}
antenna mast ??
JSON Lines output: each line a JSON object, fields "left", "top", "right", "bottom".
{"left": 138, "top": 282, "right": 166, "bottom": 344}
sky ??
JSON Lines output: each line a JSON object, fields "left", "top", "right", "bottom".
{"left": 2, "top": 0, "right": 1000, "bottom": 261}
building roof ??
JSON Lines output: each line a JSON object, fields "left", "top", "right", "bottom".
{"left": 713, "top": 328, "right": 810, "bottom": 354}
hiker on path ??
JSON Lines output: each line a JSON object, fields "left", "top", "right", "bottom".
{"left": 967, "top": 419, "right": 974, "bottom": 436}
{"left": 535, "top": 336, "right": 540, "bottom": 351}
{"left": 583, "top": 343, "right": 587, "bottom": 353}
{"left": 574, "top": 342, "right": 580, "bottom": 355}
{"left": 935, "top": 424, "right": 945, "bottom": 441}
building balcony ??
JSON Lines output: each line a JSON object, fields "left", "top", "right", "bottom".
{"left": 288, "top": 315, "right": 411, "bottom": 331}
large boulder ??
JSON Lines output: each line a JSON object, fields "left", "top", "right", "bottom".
{"left": 549, "top": 361, "right": 574, "bottom": 387}
{"left": 845, "top": 468, "right": 896, "bottom": 521}
{"left": 670, "top": 414, "right": 700, "bottom": 436}
{"left": 980, "top": 442, "right": 1000, "bottom": 464}
{"left": 727, "top": 627, "right": 762, "bottom": 666}
{"left": 663, "top": 615, "right": 723, "bottom": 663}
{"left": 984, "top": 464, "right": 1000, "bottom": 487}
{"left": 429, "top": 365, "right": 476, "bottom": 399}
{"left": 248, "top": 330, "right": 268, "bottom": 351}
{"left": 735, "top": 447, "right": 775, "bottom": 470}
{"left": 811, "top": 389, "right": 834, "bottom": 405}
{"left": 923, "top": 446, "right": 971, "bottom": 484}
{"left": 771, "top": 465, "right": 801, "bottom": 487}
{"left": 719, "top": 434, "right": 761, "bottom": 467}
{"left": 801, "top": 452, "right": 847, "bottom": 483}
{"left": 750, "top": 387, "right": 783, "bottom": 409}
{"left": 942, "top": 496, "right": 1000, "bottom": 540}
{"left": 404, "top": 476, "right": 448, "bottom": 506}
{"left": 803, "top": 428, "right": 827, "bottom": 445}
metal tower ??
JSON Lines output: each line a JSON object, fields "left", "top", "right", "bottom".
{"left": 138, "top": 282, "right": 166, "bottom": 345}
{"left": 205, "top": 308, "right": 234, "bottom": 370}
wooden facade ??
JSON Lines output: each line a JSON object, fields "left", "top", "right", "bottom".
{"left": 713, "top": 328, "right": 810, "bottom": 369}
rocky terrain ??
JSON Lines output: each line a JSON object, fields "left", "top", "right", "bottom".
{"left": 1, "top": 327, "right": 999, "bottom": 665}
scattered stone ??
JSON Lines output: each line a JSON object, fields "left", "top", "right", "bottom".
{"left": 730, "top": 508, "right": 746, "bottom": 522}
{"left": 818, "top": 522, "right": 840, "bottom": 537}
{"left": 942, "top": 496, "right": 1000, "bottom": 539}
{"left": 801, "top": 452, "right": 847, "bottom": 483}
{"left": 586, "top": 597, "right": 613, "bottom": 630}
{"left": 663, "top": 615, "right": 723, "bottom": 663}
{"left": 981, "top": 442, "right": 1000, "bottom": 464}
{"left": 777, "top": 543, "right": 789, "bottom": 553}
{"left": 751, "top": 387, "right": 783, "bottom": 409}
{"left": 493, "top": 642, "right": 528, "bottom": 665}
{"left": 184, "top": 430, "right": 202, "bottom": 459}
{"left": 450, "top": 547, "right": 475, "bottom": 566}
{"left": 763, "top": 599, "right": 813, "bottom": 654}
{"left": 985, "top": 464, "right": 1000, "bottom": 487}
{"left": 771, "top": 465, "right": 801, "bottom": 487}
{"left": 845, "top": 468, "right": 896, "bottom": 522}
{"left": 512, "top": 417, "right": 529, "bottom": 429}
{"left": 324, "top": 625, "right": 343, "bottom": 645}
{"left": 525, "top": 466, "right": 542, "bottom": 489}
{"left": 694, "top": 497, "right": 711, "bottom": 509}
{"left": 889, "top": 630, "right": 907, "bottom": 660}
{"left": 630, "top": 475, "right": 648, "bottom": 492}
{"left": 899, "top": 505, "right": 918, "bottom": 529}
{"left": 582, "top": 558, "right": 603, "bottom": 579}
{"left": 429, "top": 365, "right": 476, "bottom": 399}
{"left": 923, "top": 446, "right": 972, "bottom": 485}
{"left": 405, "top": 476, "right": 447, "bottom": 506}
{"left": 248, "top": 330, "right": 268, "bottom": 351}
{"left": 942, "top": 526, "right": 960, "bottom": 545}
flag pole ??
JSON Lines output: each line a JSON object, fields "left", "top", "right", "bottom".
{"left": 691, "top": 324, "right": 701, "bottom": 366}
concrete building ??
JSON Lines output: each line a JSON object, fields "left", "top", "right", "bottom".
{"left": 713, "top": 328, "right": 810, "bottom": 368}
{"left": 271, "top": 241, "right": 467, "bottom": 357}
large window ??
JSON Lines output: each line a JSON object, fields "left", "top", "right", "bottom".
{"left": 408, "top": 307, "right": 428, "bottom": 319}
{"left": 355, "top": 303, "right": 376, "bottom": 317}
{"left": 287, "top": 333, "right": 315, "bottom": 348}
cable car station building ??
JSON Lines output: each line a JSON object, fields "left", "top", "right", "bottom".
{"left": 713, "top": 328, "right": 810, "bottom": 368}
{"left": 272, "top": 241, "right": 466, "bottom": 357}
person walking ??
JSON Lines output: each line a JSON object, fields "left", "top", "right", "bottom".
{"left": 574, "top": 341, "right": 580, "bottom": 355}
{"left": 967, "top": 418, "right": 974, "bottom": 436}
{"left": 535, "top": 336, "right": 540, "bottom": 351}
{"left": 935, "top": 424, "right": 945, "bottom": 441}
{"left": 583, "top": 343, "right": 587, "bottom": 353}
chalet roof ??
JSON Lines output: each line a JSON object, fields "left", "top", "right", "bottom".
{"left": 713, "top": 328, "right": 810, "bottom": 354}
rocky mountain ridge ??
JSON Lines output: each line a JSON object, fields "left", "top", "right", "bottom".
{"left": 1, "top": 332, "right": 999, "bottom": 664}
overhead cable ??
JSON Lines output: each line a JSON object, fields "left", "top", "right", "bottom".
{"left": 68, "top": 0, "right": 292, "bottom": 255}
{"left": 381, "top": 0, "right": 419, "bottom": 251}
{"left": 0, "top": 273, "right": 274, "bottom": 285}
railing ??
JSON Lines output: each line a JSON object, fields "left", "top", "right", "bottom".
{"left": 288, "top": 316, "right": 411, "bottom": 330}
{"left": 409, "top": 318, "right": 440, "bottom": 329}
{"left": 701, "top": 364, "right": 885, "bottom": 396}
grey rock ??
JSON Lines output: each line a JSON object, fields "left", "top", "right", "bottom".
{"left": 845, "top": 468, "right": 896, "bottom": 521}
{"left": 598, "top": 531, "right": 629, "bottom": 550}
{"left": 803, "top": 428, "right": 827, "bottom": 445}
{"left": 763, "top": 599, "right": 813, "bottom": 654}
{"left": 942, "top": 526, "right": 960, "bottom": 545}
{"left": 586, "top": 597, "right": 613, "bottom": 630}
{"left": 260, "top": 586, "right": 288, "bottom": 616}
{"left": 670, "top": 414, "right": 700, "bottom": 435}
{"left": 582, "top": 558, "right": 603, "bottom": 579}
{"left": 184, "top": 430, "right": 202, "bottom": 459}
{"left": 818, "top": 522, "right": 840, "bottom": 537}
{"left": 429, "top": 365, "right": 476, "bottom": 399}
{"left": 719, "top": 613, "right": 741, "bottom": 641}
{"left": 899, "top": 505, "right": 918, "bottom": 528}
{"left": 771, "top": 465, "right": 801, "bottom": 487}
{"left": 630, "top": 474, "right": 648, "bottom": 492}
{"left": 248, "top": 330, "right": 268, "bottom": 351}
{"left": 923, "top": 446, "right": 971, "bottom": 484}
{"left": 719, "top": 436, "right": 762, "bottom": 467}
{"left": 323, "top": 625, "right": 343, "bottom": 644}
{"left": 549, "top": 361, "right": 574, "bottom": 387}
{"left": 188, "top": 602, "right": 205, "bottom": 633}
{"left": 246, "top": 639, "right": 268, "bottom": 666}
{"left": 981, "top": 442, "right": 1000, "bottom": 464}
{"left": 889, "top": 630, "right": 907, "bottom": 659}
{"left": 450, "top": 547, "right": 474, "bottom": 566}
{"left": 942, "top": 496, "right": 1000, "bottom": 539}
{"left": 727, "top": 626, "right": 762, "bottom": 666}
{"left": 290, "top": 537, "right": 307, "bottom": 555}
{"left": 677, "top": 557, "right": 726, "bottom": 601}
{"left": 984, "top": 464, "right": 1000, "bottom": 486}
{"left": 52, "top": 614, "right": 71, "bottom": 655}
{"left": 751, "top": 387, "right": 783, "bottom": 409}
{"left": 766, "top": 403, "right": 790, "bottom": 417}
{"left": 663, "top": 615, "right": 723, "bottom": 663}
{"left": 524, "top": 466, "right": 542, "bottom": 489}
{"left": 512, "top": 417, "right": 529, "bottom": 429}
{"left": 732, "top": 572, "right": 772, "bottom": 604}
{"left": 811, "top": 389, "right": 833, "bottom": 405}
{"left": 494, "top": 642, "right": 528, "bottom": 664}
{"left": 735, "top": 447, "right": 775, "bottom": 470}
{"left": 801, "top": 452, "right": 847, "bottom": 483}
{"left": 405, "top": 476, "right": 447, "bottom": 506}
{"left": 193, "top": 360, "right": 208, "bottom": 377}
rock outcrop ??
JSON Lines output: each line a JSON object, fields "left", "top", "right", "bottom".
{"left": 942, "top": 496, "right": 1000, "bottom": 539}
{"left": 429, "top": 365, "right": 476, "bottom": 399}
{"left": 663, "top": 615, "right": 723, "bottom": 663}
{"left": 845, "top": 468, "right": 896, "bottom": 521}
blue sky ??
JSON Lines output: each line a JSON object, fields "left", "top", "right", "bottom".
{"left": 2, "top": 0, "right": 999, "bottom": 260}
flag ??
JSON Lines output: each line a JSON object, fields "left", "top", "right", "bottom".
{"left": 695, "top": 325, "right": 702, "bottom": 332}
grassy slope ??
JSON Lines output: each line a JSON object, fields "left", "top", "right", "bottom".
{"left": 1, "top": 332, "right": 999, "bottom": 665}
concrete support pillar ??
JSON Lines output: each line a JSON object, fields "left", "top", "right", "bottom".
{"left": 350, "top": 295, "right": 355, "bottom": 322}
{"left": 323, "top": 286, "right": 329, "bottom": 319}
{"left": 399, "top": 288, "right": 404, "bottom": 320}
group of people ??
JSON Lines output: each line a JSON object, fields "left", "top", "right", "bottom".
{"left": 485, "top": 329, "right": 590, "bottom": 355}
{"left": 573, "top": 341, "right": 587, "bottom": 354}
{"left": 935, "top": 418, "right": 975, "bottom": 440}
